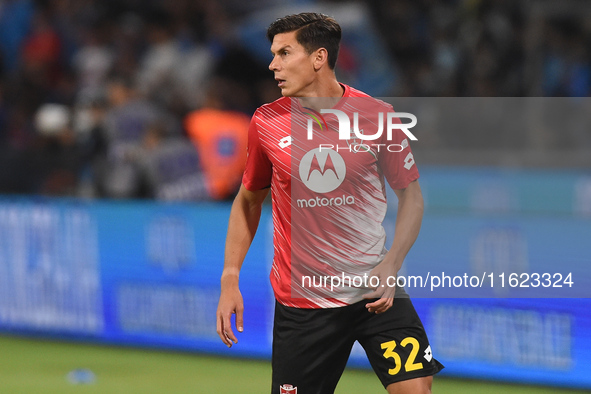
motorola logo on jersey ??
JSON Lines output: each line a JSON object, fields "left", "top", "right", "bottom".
{"left": 299, "top": 148, "right": 346, "bottom": 193}
{"left": 297, "top": 148, "right": 355, "bottom": 208}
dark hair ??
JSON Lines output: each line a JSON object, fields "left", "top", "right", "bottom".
{"left": 267, "top": 12, "right": 341, "bottom": 69}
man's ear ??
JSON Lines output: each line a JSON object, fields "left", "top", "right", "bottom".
{"left": 313, "top": 48, "right": 329, "bottom": 71}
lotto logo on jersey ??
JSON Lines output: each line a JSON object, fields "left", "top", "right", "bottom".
{"left": 403, "top": 152, "right": 415, "bottom": 170}
{"left": 280, "top": 384, "right": 297, "bottom": 393}
{"left": 278, "top": 136, "right": 292, "bottom": 149}
{"left": 298, "top": 148, "right": 346, "bottom": 193}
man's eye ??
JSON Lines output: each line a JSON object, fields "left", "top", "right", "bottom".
{"left": 282, "top": 51, "right": 288, "bottom": 56}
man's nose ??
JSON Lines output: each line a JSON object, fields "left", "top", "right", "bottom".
{"left": 269, "top": 56, "right": 279, "bottom": 71}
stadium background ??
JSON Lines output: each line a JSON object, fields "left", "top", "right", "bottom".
{"left": 0, "top": 0, "right": 590, "bottom": 392}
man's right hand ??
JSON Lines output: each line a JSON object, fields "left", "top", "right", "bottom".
{"left": 216, "top": 275, "right": 244, "bottom": 348}
{"left": 215, "top": 186, "right": 267, "bottom": 348}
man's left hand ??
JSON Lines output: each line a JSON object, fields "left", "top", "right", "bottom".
{"left": 362, "top": 257, "right": 398, "bottom": 314}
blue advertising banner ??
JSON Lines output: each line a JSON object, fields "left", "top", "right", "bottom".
{"left": 0, "top": 167, "right": 590, "bottom": 389}
{"left": 0, "top": 198, "right": 274, "bottom": 357}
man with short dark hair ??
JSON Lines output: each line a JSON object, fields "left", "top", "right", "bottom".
{"left": 217, "top": 12, "right": 443, "bottom": 394}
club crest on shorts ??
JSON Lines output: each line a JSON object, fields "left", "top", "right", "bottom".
{"left": 280, "top": 383, "right": 297, "bottom": 393}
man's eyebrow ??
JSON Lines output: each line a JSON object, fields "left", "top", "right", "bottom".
{"left": 270, "top": 45, "right": 292, "bottom": 54}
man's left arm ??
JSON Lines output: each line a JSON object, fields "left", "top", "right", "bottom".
{"left": 364, "top": 179, "right": 424, "bottom": 313}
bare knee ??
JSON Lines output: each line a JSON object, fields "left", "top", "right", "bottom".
{"left": 386, "top": 375, "right": 433, "bottom": 394}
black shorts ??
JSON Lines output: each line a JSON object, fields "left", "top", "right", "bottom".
{"left": 271, "top": 298, "right": 444, "bottom": 394}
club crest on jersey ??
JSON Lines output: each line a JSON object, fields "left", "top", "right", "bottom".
{"left": 345, "top": 128, "right": 377, "bottom": 159}
{"left": 280, "top": 384, "right": 297, "bottom": 393}
{"left": 346, "top": 128, "right": 362, "bottom": 150}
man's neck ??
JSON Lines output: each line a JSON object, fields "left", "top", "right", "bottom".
{"left": 298, "top": 79, "right": 344, "bottom": 111}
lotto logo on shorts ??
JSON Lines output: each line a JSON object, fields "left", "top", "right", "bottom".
{"left": 280, "top": 384, "right": 297, "bottom": 393}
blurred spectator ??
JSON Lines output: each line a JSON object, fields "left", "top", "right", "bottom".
{"left": 185, "top": 79, "right": 249, "bottom": 200}
{"left": 369, "top": 0, "right": 528, "bottom": 97}
{"left": 4, "top": 6, "right": 64, "bottom": 120}
{"left": 73, "top": 23, "right": 115, "bottom": 101}
{"left": 542, "top": 18, "right": 591, "bottom": 97}
{"left": 97, "top": 75, "right": 179, "bottom": 198}
{"left": 33, "top": 103, "right": 84, "bottom": 195}
{"left": 210, "top": 44, "right": 270, "bottom": 114}
{"left": 21, "top": 8, "right": 62, "bottom": 85}
{"left": 0, "top": 0, "right": 35, "bottom": 71}
{"left": 136, "top": 8, "right": 214, "bottom": 116}
{"left": 110, "top": 12, "right": 144, "bottom": 83}
{"left": 139, "top": 122, "right": 209, "bottom": 201}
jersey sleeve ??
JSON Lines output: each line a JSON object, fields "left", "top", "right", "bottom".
{"left": 378, "top": 114, "right": 420, "bottom": 190}
{"left": 242, "top": 111, "right": 273, "bottom": 191}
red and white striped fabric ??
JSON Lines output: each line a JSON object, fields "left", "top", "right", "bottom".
{"left": 243, "top": 84, "right": 419, "bottom": 308}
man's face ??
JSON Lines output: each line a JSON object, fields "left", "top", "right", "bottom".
{"left": 269, "top": 31, "right": 317, "bottom": 97}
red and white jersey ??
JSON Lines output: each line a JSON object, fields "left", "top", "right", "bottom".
{"left": 242, "top": 84, "right": 419, "bottom": 308}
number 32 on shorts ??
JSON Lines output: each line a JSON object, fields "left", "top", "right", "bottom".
{"left": 380, "top": 337, "right": 424, "bottom": 375}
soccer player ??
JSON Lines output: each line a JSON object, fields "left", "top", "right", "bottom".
{"left": 216, "top": 12, "right": 443, "bottom": 394}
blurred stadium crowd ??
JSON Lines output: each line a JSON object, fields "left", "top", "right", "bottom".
{"left": 0, "top": 0, "right": 589, "bottom": 200}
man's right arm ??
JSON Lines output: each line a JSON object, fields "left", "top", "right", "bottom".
{"left": 216, "top": 184, "right": 269, "bottom": 347}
